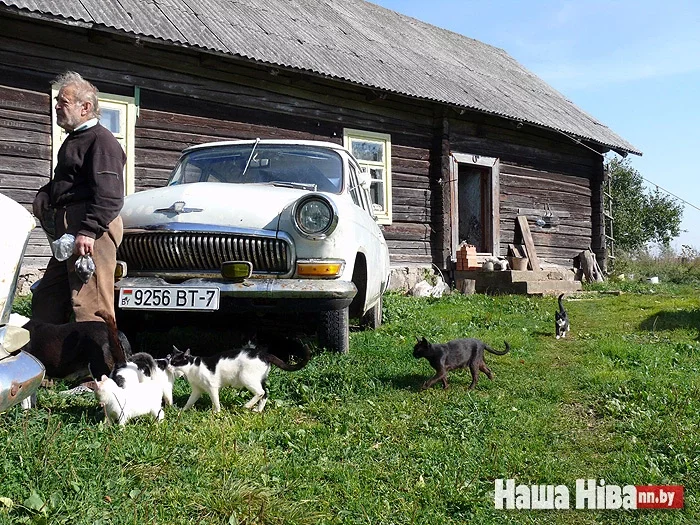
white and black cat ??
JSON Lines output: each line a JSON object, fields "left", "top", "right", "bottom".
{"left": 170, "top": 339, "right": 310, "bottom": 413}
{"left": 94, "top": 373, "right": 164, "bottom": 426}
{"left": 413, "top": 336, "right": 510, "bottom": 390}
{"left": 111, "top": 352, "right": 176, "bottom": 406}
{"left": 555, "top": 293, "right": 570, "bottom": 339}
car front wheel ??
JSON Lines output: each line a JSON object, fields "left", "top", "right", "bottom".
{"left": 318, "top": 307, "right": 349, "bottom": 353}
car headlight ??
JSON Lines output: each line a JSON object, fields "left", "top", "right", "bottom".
{"left": 293, "top": 195, "right": 338, "bottom": 239}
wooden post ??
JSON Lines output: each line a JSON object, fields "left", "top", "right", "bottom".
{"left": 516, "top": 215, "right": 541, "bottom": 271}
{"left": 457, "top": 278, "right": 476, "bottom": 295}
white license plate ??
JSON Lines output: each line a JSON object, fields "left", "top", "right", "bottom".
{"left": 118, "top": 287, "right": 220, "bottom": 311}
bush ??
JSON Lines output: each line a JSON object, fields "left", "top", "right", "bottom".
{"left": 610, "top": 244, "right": 700, "bottom": 285}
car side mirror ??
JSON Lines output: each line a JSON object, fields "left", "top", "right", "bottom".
{"left": 359, "top": 168, "right": 371, "bottom": 190}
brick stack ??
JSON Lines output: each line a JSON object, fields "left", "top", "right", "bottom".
{"left": 456, "top": 243, "right": 479, "bottom": 271}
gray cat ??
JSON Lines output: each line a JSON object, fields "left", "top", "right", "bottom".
{"left": 413, "top": 336, "right": 510, "bottom": 390}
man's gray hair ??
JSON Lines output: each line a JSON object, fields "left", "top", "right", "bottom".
{"left": 53, "top": 71, "right": 101, "bottom": 118}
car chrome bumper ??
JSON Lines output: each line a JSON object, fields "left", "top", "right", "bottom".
{"left": 115, "top": 276, "right": 357, "bottom": 302}
{"left": 0, "top": 351, "right": 45, "bottom": 412}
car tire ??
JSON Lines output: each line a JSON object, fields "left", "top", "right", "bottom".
{"left": 360, "top": 294, "right": 383, "bottom": 330}
{"left": 318, "top": 307, "right": 349, "bottom": 353}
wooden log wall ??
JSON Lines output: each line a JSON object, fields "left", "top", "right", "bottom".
{"left": 499, "top": 164, "right": 594, "bottom": 267}
{"left": 0, "top": 13, "right": 435, "bottom": 271}
{"left": 449, "top": 116, "right": 606, "bottom": 268}
{"left": 0, "top": 84, "right": 53, "bottom": 268}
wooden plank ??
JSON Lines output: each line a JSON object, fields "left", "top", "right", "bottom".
{"left": 508, "top": 243, "right": 526, "bottom": 258}
{"left": 516, "top": 215, "right": 541, "bottom": 271}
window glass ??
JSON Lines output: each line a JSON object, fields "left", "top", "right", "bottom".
{"left": 348, "top": 164, "right": 361, "bottom": 206}
{"left": 351, "top": 139, "right": 384, "bottom": 163}
{"left": 369, "top": 168, "right": 385, "bottom": 210}
{"left": 100, "top": 108, "right": 122, "bottom": 134}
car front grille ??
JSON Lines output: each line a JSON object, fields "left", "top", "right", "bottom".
{"left": 118, "top": 232, "right": 291, "bottom": 274}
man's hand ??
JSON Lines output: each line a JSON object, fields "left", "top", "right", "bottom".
{"left": 32, "top": 192, "right": 50, "bottom": 219}
{"left": 74, "top": 234, "right": 95, "bottom": 256}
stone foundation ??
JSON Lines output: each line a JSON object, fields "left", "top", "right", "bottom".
{"left": 387, "top": 265, "right": 435, "bottom": 292}
{"left": 16, "top": 268, "right": 42, "bottom": 296}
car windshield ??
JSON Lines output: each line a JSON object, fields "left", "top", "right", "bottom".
{"left": 168, "top": 144, "right": 344, "bottom": 194}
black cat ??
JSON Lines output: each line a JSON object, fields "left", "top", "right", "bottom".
{"left": 555, "top": 293, "right": 570, "bottom": 339}
{"left": 413, "top": 336, "right": 510, "bottom": 390}
{"left": 21, "top": 310, "right": 130, "bottom": 382}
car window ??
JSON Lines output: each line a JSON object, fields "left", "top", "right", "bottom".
{"left": 169, "top": 145, "right": 343, "bottom": 193}
{"left": 348, "top": 162, "right": 375, "bottom": 217}
{"left": 348, "top": 163, "right": 362, "bottom": 207}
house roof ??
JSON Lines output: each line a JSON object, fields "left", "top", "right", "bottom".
{"left": 0, "top": 0, "right": 641, "bottom": 155}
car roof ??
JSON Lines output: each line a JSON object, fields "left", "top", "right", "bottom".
{"left": 182, "top": 139, "right": 350, "bottom": 155}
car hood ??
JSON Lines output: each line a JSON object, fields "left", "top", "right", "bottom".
{"left": 120, "top": 182, "right": 309, "bottom": 231}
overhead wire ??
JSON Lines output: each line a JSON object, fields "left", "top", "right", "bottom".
{"left": 553, "top": 127, "right": 700, "bottom": 213}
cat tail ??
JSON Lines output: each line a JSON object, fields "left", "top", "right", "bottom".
{"left": 95, "top": 310, "right": 128, "bottom": 365}
{"left": 265, "top": 342, "right": 311, "bottom": 372}
{"left": 558, "top": 293, "right": 566, "bottom": 313}
{"left": 484, "top": 341, "right": 511, "bottom": 355}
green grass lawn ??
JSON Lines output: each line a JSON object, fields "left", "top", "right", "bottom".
{"left": 2, "top": 286, "right": 699, "bottom": 524}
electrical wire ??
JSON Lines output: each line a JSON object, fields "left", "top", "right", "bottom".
{"left": 554, "top": 127, "right": 700, "bottom": 213}
{"left": 639, "top": 177, "right": 700, "bottom": 213}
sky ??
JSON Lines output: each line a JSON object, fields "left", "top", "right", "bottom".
{"left": 371, "top": 0, "right": 700, "bottom": 252}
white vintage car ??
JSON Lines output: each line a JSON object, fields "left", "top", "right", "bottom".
{"left": 115, "top": 139, "right": 391, "bottom": 353}
{"left": 0, "top": 193, "right": 45, "bottom": 412}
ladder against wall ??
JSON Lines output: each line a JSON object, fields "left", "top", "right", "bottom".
{"left": 603, "top": 173, "right": 615, "bottom": 272}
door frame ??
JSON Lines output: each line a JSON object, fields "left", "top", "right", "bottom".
{"left": 449, "top": 152, "right": 500, "bottom": 258}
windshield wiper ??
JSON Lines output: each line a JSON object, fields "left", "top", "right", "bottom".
{"left": 241, "top": 138, "right": 260, "bottom": 178}
{"left": 270, "top": 181, "right": 317, "bottom": 191}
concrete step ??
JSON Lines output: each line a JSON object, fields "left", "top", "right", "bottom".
{"left": 453, "top": 269, "right": 582, "bottom": 296}
{"left": 522, "top": 280, "right": 582, "bottom": 295}
{"left": 454, "top": 269, "right": 574, "bottom": 285}
{"left": 509, "top": 269, "right": 573, "bottom": 282}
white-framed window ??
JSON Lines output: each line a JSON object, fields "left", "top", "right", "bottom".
{"left": 51, "top": 87, "right": 136, "bottom": 195}
{"left": 343, "top": 128, "right": 392, "bottom": 224}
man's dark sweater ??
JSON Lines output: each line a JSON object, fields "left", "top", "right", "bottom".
{"left": 39, "top": 123, "right": 125, "bottom": 238}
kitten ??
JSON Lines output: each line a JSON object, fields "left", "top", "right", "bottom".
{"left": 170, "top": 339, "right": 310, "bottom": 413}
{"left": 413, "top": 336, "right": 510, "bottom": 390}
{"left": 111, "top": 352, "right": 176, "bottom": 406}
{"left": 555, "top": 293, "right": 570, "bottom": 339}
{"left": 94, "top": 374, "right": 164, "bottom": 426}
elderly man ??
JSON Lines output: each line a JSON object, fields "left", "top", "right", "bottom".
{"left": 32, "top": 71, "right": 126, "bottom": 324}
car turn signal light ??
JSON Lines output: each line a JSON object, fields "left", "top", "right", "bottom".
{"left": 296, "top": 260, "right": 344, "bottom": 277}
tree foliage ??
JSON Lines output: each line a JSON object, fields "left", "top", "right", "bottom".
{"left": 607, "top": 157, "right": 683, "bottom": 251}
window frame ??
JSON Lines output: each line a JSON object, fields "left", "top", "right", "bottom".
{"left": 343, "top": 128, "right": 392, "bottom": 224}
{"left": 51, "top": 86, "right": 136, "bottom": 195}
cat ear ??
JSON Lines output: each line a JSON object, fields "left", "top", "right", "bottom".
{"left": 421, "top": 337, "right": 429, "bottom": 344}
{"left": 184, "top": 348, "right": 191, "bottom": 356}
